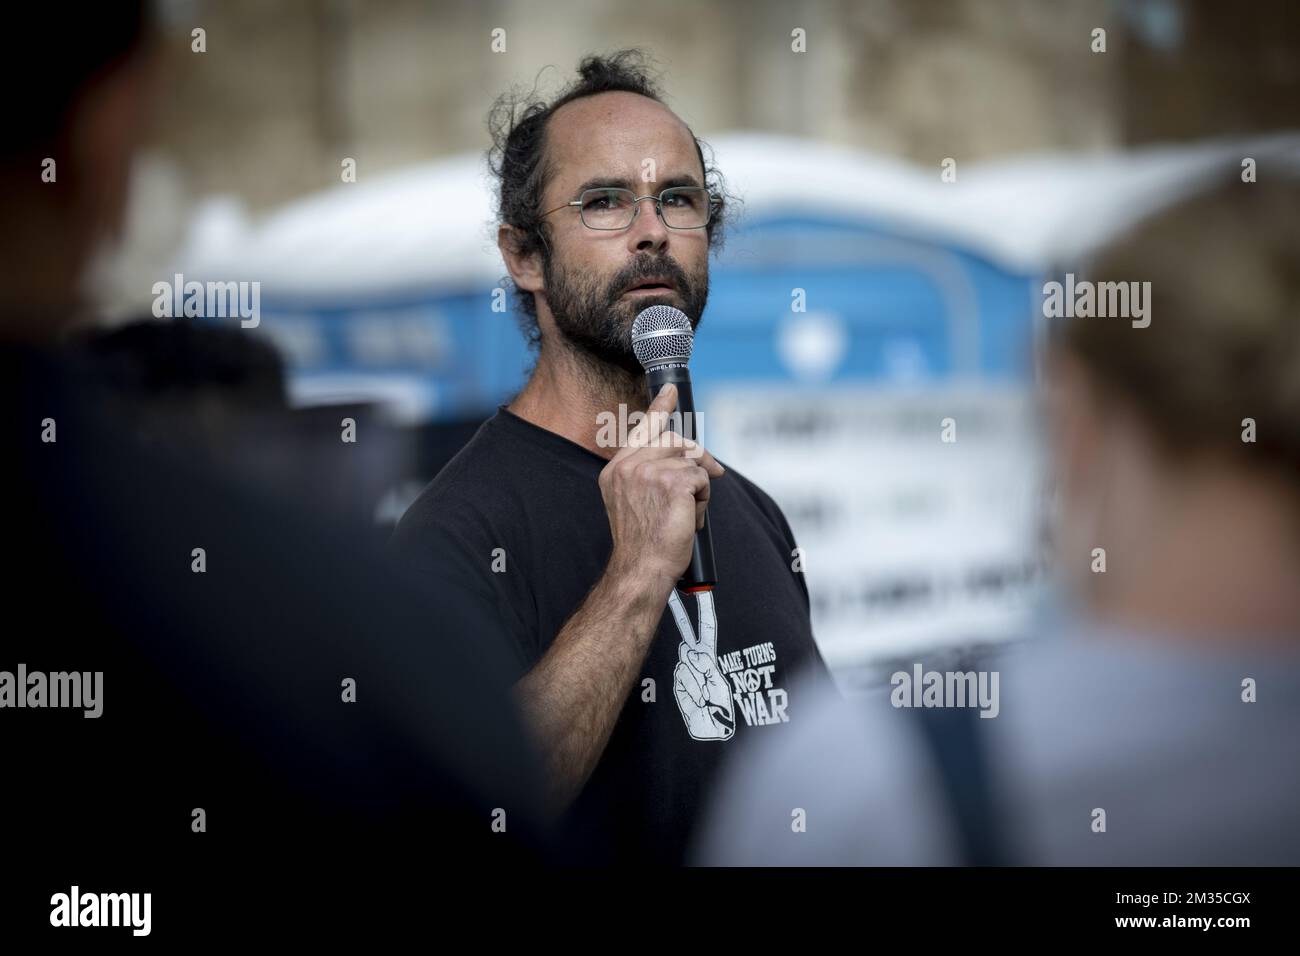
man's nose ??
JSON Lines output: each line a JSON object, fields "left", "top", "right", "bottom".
{"left": 626, "top": 196, "right": 669, "bottom": 254}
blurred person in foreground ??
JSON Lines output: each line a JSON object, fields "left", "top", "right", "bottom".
{"left": 697, "top": 168, "right": 1300, "bottom": 866}
{"left": 1, "top": 5, "right": 546, "bottom": 927}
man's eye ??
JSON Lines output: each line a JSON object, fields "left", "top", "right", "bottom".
{"left": 584, "top": 192, "right": 622, "bottom": 210}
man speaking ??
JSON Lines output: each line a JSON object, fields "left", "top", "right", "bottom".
{"left": 393, "top": 50, "right": 833, "bottom": 865}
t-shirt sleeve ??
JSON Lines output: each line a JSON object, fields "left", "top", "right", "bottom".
{"left": 770, "top": 495, "right": 812, "bottom": 614}
{"left": 725, "top": 467, "right": 811, "bottom": 614}
{"left": 729, "top": 469, "right": 836, "bottom": 692}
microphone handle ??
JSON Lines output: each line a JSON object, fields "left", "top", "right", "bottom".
{"left": 645, "top": 363, "right": 717, "bottom": 592}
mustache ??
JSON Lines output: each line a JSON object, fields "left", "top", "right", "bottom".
{"left": 604, "top": 255, "right": 691, "bottom": 299}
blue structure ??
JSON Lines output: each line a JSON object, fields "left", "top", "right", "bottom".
{"left": 184, "top": 134, "right": 1261, "bottom": 422}
{"left": 247, "top": 209, "right": 1039, "bottom": 422}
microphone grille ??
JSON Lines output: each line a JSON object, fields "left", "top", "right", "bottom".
{"left": 631, "top": 305, "right": 694, "bottom": 367}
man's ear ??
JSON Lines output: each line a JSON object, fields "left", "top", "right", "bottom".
{"left": 498, "top": 225, "right": 545, "bottom": 296}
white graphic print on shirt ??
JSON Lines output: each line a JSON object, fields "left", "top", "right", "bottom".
{"left": 667, "top": 590, "right": 790, "bottom": 741}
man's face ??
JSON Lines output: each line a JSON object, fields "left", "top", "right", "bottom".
{"left": 537, "top": 91, "right": 711, "bottom": 374}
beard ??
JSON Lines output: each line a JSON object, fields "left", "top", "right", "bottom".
{"left": 542, "top": 248, "right": 709, "bottom": 377}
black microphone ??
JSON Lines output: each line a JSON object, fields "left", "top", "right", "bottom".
{"left": 630, "top": 304, "right": 717, "bottom": 593}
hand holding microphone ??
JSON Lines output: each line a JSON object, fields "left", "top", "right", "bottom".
{"left": 598, "top": 379, "right": 724, "bottom": 596}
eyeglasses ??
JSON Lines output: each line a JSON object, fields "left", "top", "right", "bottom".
{"left": 541, "top": 186, "right": 717, "bottom": 231}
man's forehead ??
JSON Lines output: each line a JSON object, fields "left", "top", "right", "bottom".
{"left": 545, "top": 91, "right": 701, "bottom": 192}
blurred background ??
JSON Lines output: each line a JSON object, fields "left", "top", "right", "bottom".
{"left": 90, "top": 0, "right": 1300, "bottom": 687}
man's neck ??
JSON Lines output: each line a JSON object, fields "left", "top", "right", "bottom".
{"left": 507, "top": 337, "right": 647, "bottom": 460}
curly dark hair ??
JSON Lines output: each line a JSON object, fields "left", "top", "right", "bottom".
{"left": 487, "top": 49, "right": 734, "bottom": 347}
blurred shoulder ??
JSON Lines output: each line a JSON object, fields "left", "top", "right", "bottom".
{"left": 694, "top": 672, "right": 959, "bottom": 866}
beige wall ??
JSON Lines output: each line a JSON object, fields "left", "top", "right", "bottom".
{"left": 148, "top": 0, "right": 1133, "bottom": 210}
{"left": 147, "top": 0, "right": 1299, "bottom": 212}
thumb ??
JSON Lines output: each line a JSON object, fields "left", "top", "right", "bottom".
{"left": 648, "top": 382, "right": 678, "bottom": 417}
{"left": 624, "top": 383, "right": 678, "bottom": 451}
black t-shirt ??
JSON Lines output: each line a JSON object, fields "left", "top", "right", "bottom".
{"left": 392, "top": 406, "right": 835, "bottom": 864}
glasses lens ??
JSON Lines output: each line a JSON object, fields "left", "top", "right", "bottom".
{"left": 660, "top": 187, "right": 712, "bottom": 228}
{"left": 579, "top": 189, "right": 636, "bottom": 229}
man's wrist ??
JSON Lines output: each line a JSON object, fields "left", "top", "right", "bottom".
{"left": 603, "top": 549, "right": 677, "bottom": 616}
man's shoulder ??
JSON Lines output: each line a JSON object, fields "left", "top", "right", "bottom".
{"left": 413, "top": 410, "right": 513, "bottom": 491}
{"left": 712, "top": 460, "right": 766, "bottom": 506}
{"left": 714, "top": 462, "right": 796, "bottom": 539}
{"left": 392, "top": 411, "right": 529, "bottom": 551}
